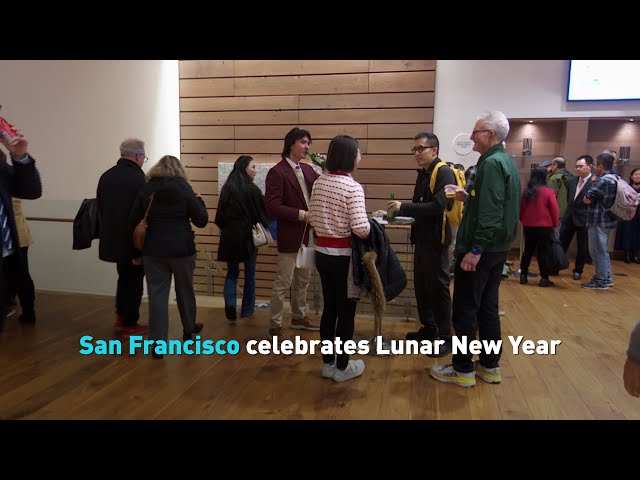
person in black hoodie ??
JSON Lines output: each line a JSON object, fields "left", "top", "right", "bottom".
{"left": 215, "top": 155, "right": 270, "bottom": 320}
{"left": 129, "top": 155, "right": 208, "bottom": 358}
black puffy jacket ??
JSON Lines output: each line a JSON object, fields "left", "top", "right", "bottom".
{"left": 351, "top": 219, "right": 407, "bottom": 301}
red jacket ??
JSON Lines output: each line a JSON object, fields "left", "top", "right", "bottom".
{"left": 520, "top": 186, "right": 559, "bottom": 228}
{"left": 265, "top": 159, "right": 319, "bottom": 253}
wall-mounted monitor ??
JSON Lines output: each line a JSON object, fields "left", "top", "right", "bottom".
{"left": 567, "top": 60, "right": 640, "bottom": 102}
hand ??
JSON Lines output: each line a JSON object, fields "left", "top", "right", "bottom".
{"left": 303, "top": 211, "right": 310, "bottom": 222}
{"left": 583, "top": 197, "right": 592, "bottom": 205}
{"left": 454, "top": 188, "right": 470, "bottom": 203}
{"left": 460, "top": 251, "right": 481, "bottom": 272}
{"left": 131, "top": 257, "right": 143, "bottom": 266}
{"left": 386, "top": 200, "right": 401, "bottom": 213}
{"left": 372, "top": 210, "right": 387, "bottom": 218}
{"left": 1, "top": 131, "right": 28, "bottom": 159}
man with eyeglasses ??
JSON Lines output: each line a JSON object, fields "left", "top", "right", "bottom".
{"left": 97, "top": 138, "right": 149, "bottom": 336}
{"left": 430, "top": 111, "right": 520, "bottom": 388}
{"left": 386, "top": 132, "right": 455, "bottom": 357}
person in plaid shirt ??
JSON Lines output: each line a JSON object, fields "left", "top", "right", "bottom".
{"left": 582, "top": 152, "right": 618, "bottom": 290}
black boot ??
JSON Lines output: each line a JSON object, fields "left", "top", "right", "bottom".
{"left": 405, "top": 326, "right": 437, "bottom": 341}
{"left": 225, "top": 306, "right": 237, "bottom": 321}
{"left": 183, "top": 322, "right": 203, "bottom": 341}
{"left": 427, "top": 337, "right": 452, "bottom": 358}
{"left": 520, "top": 273, "right": 528, "bottom": 284}
{"left": 539, "top": 277, "right": 555, "bottom": 287}
{"left": 625, "top": 251, "right": 632, "bottom": 264}
{"left": 633, "top": 251, "right": 640, "bottom": 264}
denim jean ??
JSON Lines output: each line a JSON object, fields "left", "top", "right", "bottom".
{"left": 587, "top": 224, "right": 614, "bottom": 286}
{"left": 224, "top": 250, "right": 257, "bottom": 317}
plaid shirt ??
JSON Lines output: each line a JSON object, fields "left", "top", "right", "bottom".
{"left": 585, "top": 169, "right": 618, "bottom": 228}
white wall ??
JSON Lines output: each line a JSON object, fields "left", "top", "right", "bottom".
{"left": 0, "top": 60, "right": 180, "bottom": 295}
{"left": 434, "top": 60, "right": 640, "bottom": 167}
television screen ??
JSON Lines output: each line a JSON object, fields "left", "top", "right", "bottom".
{"left": 567, "top": 60, "right": 640, "bottom": 101}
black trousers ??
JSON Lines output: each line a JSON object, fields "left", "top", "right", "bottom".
{"left": 520, "top": 226, "right": 554, "bottom": 278}
{"left": 315, "top": 252, "right": 357, "bottom": 370}
{"left": 6, "top": 246, "right": 35, "bottom": 318}
{"left": 115, "top": 262, "right": 144, "bottom": 327}
{"left": 559, "top": 219, "right": 589, "bottom": 274}
{"left": 451, "top": 251, "right": 507, "bottom": 373}
{"left": 413, "top": 241, "right": 452, "bottom": 340}
{"left": 0, "top": 256, "right": 7, "bottom": 328}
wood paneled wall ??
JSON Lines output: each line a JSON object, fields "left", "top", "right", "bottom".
{"left": 179, "top": 60, "right": 436, "bottom": 317}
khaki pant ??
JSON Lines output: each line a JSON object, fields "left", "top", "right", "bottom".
{"left": 270, "top": 252, "right": 312, "bottom": 328}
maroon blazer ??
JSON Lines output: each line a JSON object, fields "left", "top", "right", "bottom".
{"left": 265, "top": 159, "right": 319, "bottom": 253}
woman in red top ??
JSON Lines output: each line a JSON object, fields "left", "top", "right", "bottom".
{"left": 519, "top": 167, "right": 559, "bottom": 287}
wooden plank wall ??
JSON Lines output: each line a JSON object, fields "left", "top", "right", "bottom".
{"left": 179, "top": 60, "right": 436, "bottom": 317}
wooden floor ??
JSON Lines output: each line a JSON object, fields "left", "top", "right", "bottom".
{"left": 1, "top": 258, "right": 639, "bottom": 420}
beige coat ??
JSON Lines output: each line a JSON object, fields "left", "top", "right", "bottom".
{"left": 11, "top": 198, "right": 33, "bottom": 247}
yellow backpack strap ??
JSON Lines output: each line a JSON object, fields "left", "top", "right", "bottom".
{"left": 429, "top": 161, "right": 447, "bottom": 244}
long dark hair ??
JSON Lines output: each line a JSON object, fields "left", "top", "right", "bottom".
{"left": 629, "top": 168, "right": 640, "bottom": 186}
{"left": 326, "top": 135, "right": 359, "bottom": 172}
{"left": 522, "top": 167, "right": 548, "bottom": 202}
{"left": 219, "top": 155, "right": 254, "bottom": 203}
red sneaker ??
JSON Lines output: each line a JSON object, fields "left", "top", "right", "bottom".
{"left": 119, "top": 324, "right": 149, "bottom": 336}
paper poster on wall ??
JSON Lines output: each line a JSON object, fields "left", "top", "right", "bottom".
{"left": 218, "top": 162, "right": 323, "bottom": 194}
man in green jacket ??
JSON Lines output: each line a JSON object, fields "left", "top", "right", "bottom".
{"left": 547, "top": 157, "right": 573, "bottom": 228}
{"left": 430, "top": 110, "right": 520, "bottom": 388}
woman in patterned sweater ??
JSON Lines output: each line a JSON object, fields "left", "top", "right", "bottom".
{"left": 309, "top": 135, "right": 370, "bottom": 383}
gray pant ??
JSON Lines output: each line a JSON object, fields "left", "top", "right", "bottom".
{"left": 144, "top": 255, "right": 197, "bottom": 342}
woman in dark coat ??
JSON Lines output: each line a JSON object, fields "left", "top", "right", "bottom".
{"left": 615, "top": 168, "right": 640, "bottom": 263}
{"left": 129, "top": 155, "right": 208, "bottom": 358}
{"left": 215, "top": 155, "right": 270, "bottom": 320}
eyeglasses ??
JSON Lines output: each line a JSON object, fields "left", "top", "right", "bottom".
{"left": 138, "top": 153, "right": 148, "bottom": 163}
{"left": 471, "top": 129, "right": 493, "bottom": 136}
{"left": 411, "top": 145, "right": 435, "bottom": 154}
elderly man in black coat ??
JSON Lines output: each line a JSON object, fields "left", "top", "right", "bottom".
{"left": 97, "top": 138, "right": 148, "bottom": 335}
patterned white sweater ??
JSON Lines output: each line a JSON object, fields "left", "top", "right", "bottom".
{"left": 309, "top": 172, "right": 370, "bottom": 254}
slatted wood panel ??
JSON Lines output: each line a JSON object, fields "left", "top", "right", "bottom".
{"left": 180, "top": 60, "right": 436, "bottom": 317}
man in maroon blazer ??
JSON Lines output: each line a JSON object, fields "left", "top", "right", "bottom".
{"left": 265, "top": 128, "right": 320, "bottom": 338}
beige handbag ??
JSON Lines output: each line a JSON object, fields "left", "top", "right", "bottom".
{"left": 295, "top": 220, "right": 315, "bottom": 269}
{"left": 252, "top": 222, "right": 273, "bottom": 248}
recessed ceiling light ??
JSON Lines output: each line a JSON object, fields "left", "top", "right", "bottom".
{"left": 528, "top": 120, "right": 533, "bottom": 123}
{"left": 630, "top": 118, "right": 635, "bottom": 122}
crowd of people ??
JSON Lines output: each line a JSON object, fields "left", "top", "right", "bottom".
{"left": 2, "top": 112, "right": 638, "bottom": 396}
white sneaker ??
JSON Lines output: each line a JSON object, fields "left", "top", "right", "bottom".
{"left": 322, "top": 363, "right": 335, "bottom": 379}
{"left": 430, "top": 364, "right": 476, "bottom": 388}
{"left": 332, "top": 359, "right": 365, "bottom": 382}
{"left": 474, "top": 361, "right": 502, "bottom": 383}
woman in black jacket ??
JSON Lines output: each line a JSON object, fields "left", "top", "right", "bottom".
{"left": 215, "top": 155, "right": 270, "bottom": 320}
{"left": 129, "top": 155, "right": 208, "bottom": 358}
